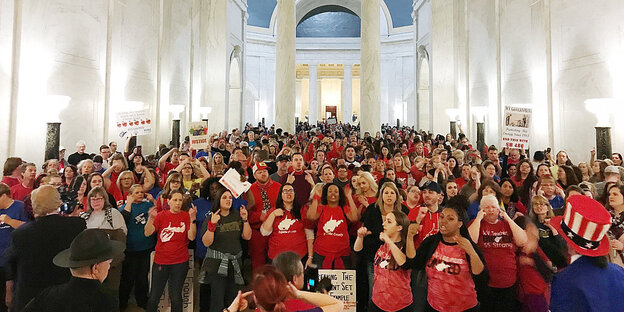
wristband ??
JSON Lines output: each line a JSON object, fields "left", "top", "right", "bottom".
{"left": 242, "top": 219, "right": 248, "bottom": 223}
{"left": 207, "top": 221, "right": 217, "bottom": 232}
{"left": 313, "top": 194, "right": 321, "bottom": 202}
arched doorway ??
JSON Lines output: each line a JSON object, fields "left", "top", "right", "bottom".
{"left": 418, "top": 54, "right": 430, "bottom": 131}
{"left": 228, "top": 48, "right": 242, "bottom": 129}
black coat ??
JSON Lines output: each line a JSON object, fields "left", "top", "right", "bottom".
{"left": 24, "top": 277, "right": 115, "bottom": 312}
{"left": 5, "top": 214, "right": 86, "bottom": 312}
{"left": 360, "top": 203, "right": 410, "bottom": 262}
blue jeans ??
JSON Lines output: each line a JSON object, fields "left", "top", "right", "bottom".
{"left": 146, "top": 261, "right": 189, "bottom": 312}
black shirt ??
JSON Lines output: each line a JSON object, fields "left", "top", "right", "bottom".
{"left": 67, "top": 152, "right": 91, "bottom": 166}
{"left": 24, "top": 277, "right": 115, "bottom": 312}
{"left": 360, "top": 203, "right": 410, "bottom": 262}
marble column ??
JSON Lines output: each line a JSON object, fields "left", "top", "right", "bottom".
{"left": 360, "top": 0, "right": 381, "bottom": 135}
{"left": 201, "top": 0, "right": 228, "bottom": 133}
{"left": 308, "top": 64, "right": 318, "bottom": 125}
{"left": 342, "top": 64, "right": 353, "bottom": 124}
{"left": 44, "top": 123, "right": 61, "bottom": 161}
{"left": 275, "top": 0, "right": 296, "bottom": 133}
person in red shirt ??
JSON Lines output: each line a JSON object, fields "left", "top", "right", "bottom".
{"left": 405, "top": 195, "right": 486, "bottom": 312}
{"left": 403, "top": 185, "right": 421, "bottom": 212}
{"left": 373, "top": 159, "right": 385, "bottom": 183}
{"left": 468, "top": 195, "right": 528, "bottom": 312}
{"left": 514, "top": 217, "right": 553, "bottom": 312}
{"left": 307, "top": 183, "right": 358, "bottom": 269}
{"left": 10, "top": 163, "right": 36, "bottom": 201}
{"left": 355, "top": 211, "right": 413, "bottom": 312}
{"left": 261, "top": 184, "right": 313, "bottom": 268}
{"left": 393, "top": 155, "right": 410, "bottom": 189}
{"left": 246, "top": 162, "right": 282, "bottom": 271}
{"left": 144, "top": 189, "right": 197, "bottom": 312}
{"left": 157, "top": 148, "right": 181, "bottom": 184}
{"left": 455, "top": 164, "right": 472, "bottom": 190}
{"left": 1, "top": 157, "right": 23, "bottom": 188}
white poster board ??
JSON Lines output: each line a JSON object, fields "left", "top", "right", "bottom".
{"left": 318, "top": 269, "right": 356, "bottom": 312}
{"left": 150, "top": 250, "right": 194, "bottom": 312}
{"left": 219, "top": 168, "right": 252, "bottom": 198}
{"left": 501, "top": 106, "right": 532, "bottom": 150}
{"left": 188, "top": 122, "right": 209, "bottom": 150}
{"left": 115, "top": 109, "right": 152, "bottom": 138}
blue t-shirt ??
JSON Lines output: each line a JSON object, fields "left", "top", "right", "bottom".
{"left": 120, "top": 201, "right": 156, "bottom": 252}
{"left": 192, "top": 198, "right": 212, "bottom": 259}
{"left": 549, "top": 195, "right": 565, "bottom": 213}
{"left": 148, "top": 186, "right": 162, "bottom": 201}
{"left": 0, "top": 200, "right": 28, "bottom": 265}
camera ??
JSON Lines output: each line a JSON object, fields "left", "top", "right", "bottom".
{"left": 58, "top": 175, "right": 85, "bottom": 215}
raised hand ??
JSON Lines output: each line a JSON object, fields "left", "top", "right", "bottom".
{"left": 453, "top": 235, "right": 473, "bottom": 253}
{"left": 211, "top": 209, "right": 222, "bottom": 223}
{"left": 189, "top": 204, "right": 197, "bottom": 221}
{"left": 240, "top": 205, "right": 248, "bottom": 220}
{"left": 407, "top": 223, "right": 420, "bottom": 238}
{"left": 287, "top": 173, "right": 295, "bottom": 184}
{"left": 273, "top": 208, "right": 285, "bottom": 217}
{"left": 379, "top": 231, "right": 391, "bottom": 243}
{"left": 148, "top": 207, "right": 158, "bottom": 219}
{"left": 357, "top": 226, "right": 372, "bottom": 238}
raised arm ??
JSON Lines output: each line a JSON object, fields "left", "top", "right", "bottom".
{"left": 260, "top": 208, "right": 283, "bottom": 236}
{"left": 158, "top": 148, "right": 176, "bottom": 171}
{"left": 501, "top": 210, "right": 528, "bottom": 247}
{"left": 468, "top": 209, "right": 485, "bottom": 243}
{"left": 144, "top": 208, "right": 157, "bottom": 237}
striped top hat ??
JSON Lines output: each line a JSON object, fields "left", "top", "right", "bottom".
{"left": 550, "top": 195, "right": 612, "bottom": 257}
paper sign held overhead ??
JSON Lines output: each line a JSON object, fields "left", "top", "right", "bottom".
{"left": 116, "top": 110, "right": 152, "bottom": 138}
{"left": 188, "top": 122, "right": 209, "bottom": 150}
{"left": 501, "top": 106, "right": 531, "bottom": 150}
{"left": 219, "top": 168, "right": 252, "bottom": 198}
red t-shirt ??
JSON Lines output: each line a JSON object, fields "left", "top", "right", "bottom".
{"left": 1, "top": 176, "right": 20, "bottom": 188}
{"left": 266, "top": 208, "right": 307, "bottom": 259}
{"left": 372, "top": 243, "right": 412, "bottom": 311}
{"left": 409, "top": 166, "right": 425, "bottom": 183}
{"left": 409, "top": 208, "right": 439, "bottom": 247}
{"left": 10, "top": 184, "right": 32, "bottom": 201}
{"left": 372, "top": 172, "right": 384, "bottom": 183}
{"left": 396, "top": 172, "right": 409, "bottom": 189}
{"left": 153, "top": 210, "right": 190, "bottom": 265}
{"left": 476, "top": 219, "right": 517, "bottom": 288}
{"left": 517, "top": 248, "right": 550, "bottom": 298}
{"left": 426, "top": 241, "right": 478, "bottom": 312}
{"left": 314, "top": 205, "right": 350, "bottom": 259}
{"left": 155, "top": 195, "right": 170, "bottom": 212}
{"left": 455, "top": 177, "right": 468, "bottom": 190}
{"left": 159, "top": 162, "right": 177, "bottom": 185}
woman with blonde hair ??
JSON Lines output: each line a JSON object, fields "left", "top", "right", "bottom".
{"left": 528, "top": 195, "right": 567, "bottom": 269}
{"left": 360, "top": 182, "right": 410, "bottom": 298}
{"left": 209, "top": 152, "right": 227, "bottom": 176}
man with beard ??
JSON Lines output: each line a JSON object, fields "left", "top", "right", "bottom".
{"left": 245, "top": 162, "right": 281, "bottom": 270}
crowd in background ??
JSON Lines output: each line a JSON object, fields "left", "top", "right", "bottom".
{"left": 1, "top": 121, "right": 624, "bottom": 312}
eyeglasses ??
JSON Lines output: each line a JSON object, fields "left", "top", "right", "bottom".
{"left": 90, "top": 197, "right": 105, "bottom": 202}
{"left": 282, "top": 189, "right": 295, "bottom": 194}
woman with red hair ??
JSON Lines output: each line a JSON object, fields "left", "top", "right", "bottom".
{"left": 250, "top": 265, "right": 343, "bottom": 312}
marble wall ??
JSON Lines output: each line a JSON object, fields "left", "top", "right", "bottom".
{"left": 417, "top": 0, "right": 624, "bottom": 161}
{"left": 1, "top": 0, "right": 247, "bottom": 165}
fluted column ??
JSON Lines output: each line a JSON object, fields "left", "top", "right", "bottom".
{"left": 360, "top": 0, "right": 381, "bottom": 135}
{"left": 308, "top": 64, "right": 318, "bottom": 125}
{"left": 275, "top": 0, "right": 296, "bottom": 133}
{"left": 342, "top": 64, "right": 353, "bottom": 124}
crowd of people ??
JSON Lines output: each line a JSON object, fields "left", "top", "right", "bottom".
{"left": 1, "top": 121, "right": 624, "bottom": 312}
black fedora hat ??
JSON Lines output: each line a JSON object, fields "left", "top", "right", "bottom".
{"left": 53, "top": 229, "right": 125, "bottom": 268}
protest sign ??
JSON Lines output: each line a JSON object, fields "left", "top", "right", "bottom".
{"left": 219, "top": 168, "right": 252, "bottom": 198}
{"left": 318, "top": 269, "right": 356, "bottom": 312}
{"left": 116, "top": 109, "right": 151, "bottom": 138}
{"left": 501, "top": 106, "right": 531, "bottom": 150}
{"left": 188, "top": 122, "right": 209, "bottom": 150}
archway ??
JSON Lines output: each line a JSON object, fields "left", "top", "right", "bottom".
{"left": 418, "top": 56, "right": 431, "bottom": 131}
{"left": 228, "top": 49, "right": 242, "bottom": 129}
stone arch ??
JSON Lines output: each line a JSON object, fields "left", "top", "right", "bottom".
{"left": 228, "top": 46, "right": 243, "bottom": 129}
{"left": 268, "top": 0, "right": 393, "bottom": 36}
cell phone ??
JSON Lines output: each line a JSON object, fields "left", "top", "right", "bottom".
{"left": 304, "top": 267, "right": 319, "bottom": 292}
{"left": 136, "top": 146, "right": 142, "bottom": 154}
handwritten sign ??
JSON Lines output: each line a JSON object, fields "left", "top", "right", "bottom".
{"left": 150, "top": 250, "right": 194, "bottom": 312}
{"left": 116, "top": 109, "right": 152, "bottom": 138}
{"left": 318, "top": 269, "right": 356, "bottom": 312}
{"left": 188, "top": 122, "right": 209, "bottom": 150}
{"left": 501, "top": 106, "right": 531, "bottom": 150}
{"left": 219, "top": 168, "right": 252, "bottom": 198}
